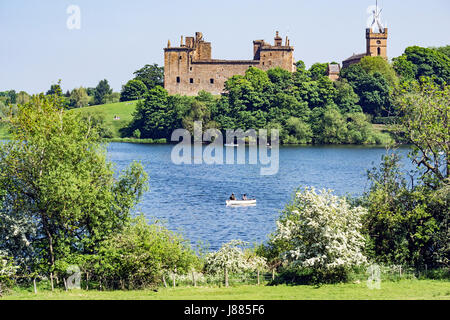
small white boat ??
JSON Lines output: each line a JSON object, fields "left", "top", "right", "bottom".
{"left": 226, "top": 199, "right": 256, "bottom": 206}
{"left": 224, "top": 143, "right": 239, "bottom": 147}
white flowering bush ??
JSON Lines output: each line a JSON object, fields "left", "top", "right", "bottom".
{"left": 271, "top": 187, "right": 367, "bottom": 281}
{"left": 204, "top": 240, "right": 251, "bottom": 275}
{"left": 0, "top": 252, "right": 18, "bottom": 295}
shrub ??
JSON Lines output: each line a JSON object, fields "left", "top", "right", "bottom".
{"left": 269, "top": 187, "right": 367, "bottom": 283}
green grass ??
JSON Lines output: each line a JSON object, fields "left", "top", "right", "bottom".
{"left": 71, "top": 100, "right": 139, "bottom": 138}
{"left": 3, "top": 280, "right": 449, "bottom": 300}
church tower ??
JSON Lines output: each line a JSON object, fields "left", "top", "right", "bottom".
{"left": 366, "top": 1, "right": 388, "bottom": 59}
{"left": 366, "top": 28, "right": 388, "bottom": 58}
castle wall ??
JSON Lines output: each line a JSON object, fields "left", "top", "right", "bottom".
{"left": 164, "top": 32, "right": 294, "bottom": 96}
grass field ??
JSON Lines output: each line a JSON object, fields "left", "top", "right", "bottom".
{"left": 2, "top": 280, "right": 449, "bottom": 300}
{"left": 71, "top": 100, "right": 139, "bottom": 138}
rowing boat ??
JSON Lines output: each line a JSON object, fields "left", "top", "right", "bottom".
{"left": 226, "top": 199, "right": 256, "bottom": 206}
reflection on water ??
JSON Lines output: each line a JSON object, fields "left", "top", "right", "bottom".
{"left": 107, "top": 143, "right": 412, "bottom": 250}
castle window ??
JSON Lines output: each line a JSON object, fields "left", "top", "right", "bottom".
{"left": 262, "top": 62, "right": 265, "bottom": 66}
{"left": 176, "top": 77, "right": 180, "bottom": 83}
{"left": 190, "top": 67, "right": 192, "bottom": 71}
{"left": 210, "top": 78, "right": 214, "bottom": 84}
{"left": 377, "top": 40, "right": 381, "bottom": 44}
{"left": 377, "top": 47, "right": 381, "bottom": 56}
{"left": 190, "top": 78, "right": 194, "bottom": 84}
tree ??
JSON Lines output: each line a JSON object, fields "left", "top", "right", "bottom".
{"left": 398, "top": 46, "right": 450, "bottom": 85}
{"left": 309, "top": 63, "right": 328, "bottom": 81}
{"left": 204, "top": 240, "right": 254, "bottom": 287}
{"left": 0, "top": 253, "right": 17, "bottom": 296}
{"left": 133, "top": 64, "right": 164, "bottom": 90}
{"left": 46, "top": 82, "right": 62, "bottom": 96}
{"left": 16, "top": 91, "right": 30, "bottom": 105}
{"left": 340, "top": 64, "right": 391, "bottom": 116}
{"left": 0, "top": 94, "right": 148, "bottom": 283}
{"left": 94, "top": 79, "right": 113, "bottom": 105}
{"left": 120, "top": 79, "right": 147, "bottom": 102}
{"left": 68, "top": 87, "right": 89, "bottom": 109}
{"left": 363, "top": 152, "right": 443, "bottom": 267}
{"left": 393, "top": 78, "right": 449, "bottom": 185}
{"left": 125, "top": 86, "right": 188, "bottom": 139}
{"left": 270, "top": 187, "right": 367, "bottom": 282}
{"left": 93, "top": 215, "right": 197, "bottom": 289}
{"left": 359, "top": 56, "right": 398, "bottom": 87}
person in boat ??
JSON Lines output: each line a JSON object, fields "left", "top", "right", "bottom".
{"left": 242, "top": 194, "right": 248, "bottom": 200}
{"left": 229, "top": 193, "right": 236, "bottom": 200}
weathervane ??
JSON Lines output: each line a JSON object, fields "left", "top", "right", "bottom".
{"left": 370, "top": 0, "right": 385, "bottom": 33}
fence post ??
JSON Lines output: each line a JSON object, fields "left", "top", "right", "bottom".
{"left": 172, "top": 272, "right": 176, "bottom": 288}
{"left": 162, "top": 274, "right": 167, "bottom": 288}
{"left": 257, "top": 270, "right": 260, "bottom": 285}
{"left": 192, "top": 271, "right": 196, "bottom": 287}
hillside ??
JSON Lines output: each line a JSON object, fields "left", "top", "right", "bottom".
{"left": 71, "top": 100, "right": 139, "bottom": 138}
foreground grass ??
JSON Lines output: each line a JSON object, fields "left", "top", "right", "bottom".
{"left": 3, "top": 280, "right": 449, "bottom": 300}
{"left": 71, "top": 100, "right": 138, "bottom": 138}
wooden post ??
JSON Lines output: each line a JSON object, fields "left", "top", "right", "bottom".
{"left": 192, "top": 271, "right": 196, "bottom": 287}
{"left": 162, "top": 274, "right": 167, "bottom": 288}
{"left": 63, "top": 278, "right": 68, "bottom": 291}
{"left": 257, "top": 270, "right": 260, "bottom": 285}
{"left": 272, "top": 268, "right": 275, "bottom": 281}
{"left": 86, "top": 272, "right": 89, "bottom": 290}
{"left": 33, "top": 278, "right": 37, "bottom": 294}
{"left": 172, "top": 272, "right": 176, "bottom": 288}
{"left": 399, "top": 266, "right": 402, "bottom": 277}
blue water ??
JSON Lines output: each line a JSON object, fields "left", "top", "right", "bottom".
{"left": 107, "top": 143, "right": 413, "bottom": 250}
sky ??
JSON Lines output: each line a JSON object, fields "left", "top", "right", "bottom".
{"left": 0, "top": 0, "right": 449, "bottom": 94}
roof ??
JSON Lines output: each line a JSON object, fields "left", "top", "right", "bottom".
{"left": 343, "top": 52, "right": 367, "bottom": 62}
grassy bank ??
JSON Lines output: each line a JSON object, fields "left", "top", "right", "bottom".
{"left": 2, "top": 280, "right": 449, "bottom": 300}
{"left": 70, "top": 100, "right": 139, "bottom": 138}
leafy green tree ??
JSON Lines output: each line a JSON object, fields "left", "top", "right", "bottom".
{"left": 399, "top": 46, "right": 450, "bottom": 85}
{"left": 125, "top": 86, "right": 188, "bottom": 139}
{"left": 340, "top": 64, "right": 391, "bottom": 116}
{"left": 16, "top": 91, "right": 30, "bottom": 105}
{"left": 308, "top": 63, "right": 328, "bottom": 81}
{"left": 433, "top": 45, "right": 450, "bottom": 58}
{"left": 93, "top": 215, "right": 197, "bottom": 289}
{"left": 0, "top": 94, "right": 148, "bottom": 283}
{"left": 133, "top": 64, "right": 164, "bottom": 90}
{"left": 311, "top": 105, "right": 348, "bottom": 144}
{"left": 393, "top": 55, "right": 417, "bottom": 81}
{"left": 46, "top": 83, "right": 62, "bottom": 96}
{"left": 68, "top": 87, "right": 89, "bottom": 109}
{"left": 283, "top": 117, "right": 313, "bottom": 144}
{"left": 334, "top": 79, "right": 362, "bottom": 113}
{"left": 363, "top": 153, "right": 440, "bottom": 267}
{"left": 393, "top": 78, "right": 449, "bottom": 184}
{"left": 120, "top": 79, "right": 147, "bottom": 102}
{"left": 359, "top": 56, "right": 399, "bottom": 87}
{"left": 94, "top": 79, "right": 113, "bottom": 105}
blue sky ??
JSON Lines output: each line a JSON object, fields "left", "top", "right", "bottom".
{"left": 0, "top": 0, "right": 449, "bottom": 93}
